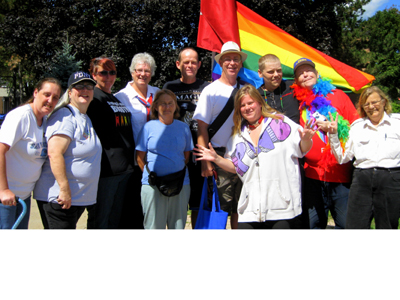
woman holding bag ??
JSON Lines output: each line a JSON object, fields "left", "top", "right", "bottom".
{"left": 194, "top": 84, "right": 316, "bottom": 229}
{"left": 136, "top": 89, "right": 193, "bottom": 229}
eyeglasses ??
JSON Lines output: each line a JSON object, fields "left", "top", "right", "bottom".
{"left": 363, "top": 99, "right": 383, "bottom": 108}
{"left": 74, "top": 84, "right": 95, "bottom": 90}
{"left": 221, "top": 58, "right": 241, "bottom": 63}
{"left": 96, "top": 70, "right": 117, "bottom": 76}
{"left": 134, "top": 69, "right": 151, "bottom": 75}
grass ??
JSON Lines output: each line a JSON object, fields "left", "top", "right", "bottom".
{"left": 327, "top": 212, "right": 400, "bottom": 229}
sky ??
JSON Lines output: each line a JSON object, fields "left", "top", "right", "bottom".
{"left": 362, "top": 0, "right": 399, "bottom": 19}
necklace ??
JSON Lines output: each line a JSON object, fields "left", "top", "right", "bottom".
{"left": 263, "top": 86, "right": 283, "bottom": 111}
{"left": 247, "top": 116, "right": 264, "bottom": 130}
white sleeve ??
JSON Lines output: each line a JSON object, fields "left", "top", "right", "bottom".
{"left": 46, "top": 108, "right": 76, "bottom": 140}
{"left": 0, "top": 108, "right": 26, "bottom": 148}
{"left": 328, "top": 131, "right": 354, "bottom": 164}
{"left": 193, "top": 89, "right": 212, "bottom": 125}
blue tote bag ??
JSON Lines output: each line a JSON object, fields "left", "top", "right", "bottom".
{"left": 194, "top": 176, "right": 228, "bottom": 230}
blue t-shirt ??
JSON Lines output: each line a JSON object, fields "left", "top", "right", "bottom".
{"left": 136, "top": 119, "right": 193, "bottom": 185}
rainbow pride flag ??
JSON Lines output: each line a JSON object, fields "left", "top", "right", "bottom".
{"left": 197, "top": 0, "right": 375, "bottom": 92}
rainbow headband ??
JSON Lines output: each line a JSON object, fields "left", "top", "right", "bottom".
{"left": 291, "top": 77, "right": 350, "bottom": 168}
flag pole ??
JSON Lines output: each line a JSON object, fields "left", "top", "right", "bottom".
{"left": 211, "top": 52, "right": 216, "bottom": 81}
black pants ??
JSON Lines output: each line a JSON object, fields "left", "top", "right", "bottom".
{"left": 37, "top": 200, "right": 86, "bottom": 229}
{"left": 238, "top": 216, "right": 302, "bottom": 229}
{"left": 118, "top": 166, "right": 144, "bottom": 229}
{"left": 346, "top": 168, "right": 400, "bottom": 229}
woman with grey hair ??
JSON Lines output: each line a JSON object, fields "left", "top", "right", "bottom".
{"left": 33, "top": 71, "right": 102, "bottom": 229}
{"left": 115, "top": 52, "right": 159, "bottom": 142}
{"left": 114, "top": 52, "right": 160, "bottom": 228}
{"left": 328, "top": 86, "right": 400, "bottom": 229}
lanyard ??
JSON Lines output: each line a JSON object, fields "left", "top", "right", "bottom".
{"left": 263, "top": 87, "right": 283, "bottom": 111}
{"left": 136, "top": 93, "right": 153, "bottom": 121}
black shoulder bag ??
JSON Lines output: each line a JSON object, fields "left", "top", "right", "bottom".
{"left": 207, "top": 80, "right": 241, "bottom": 140}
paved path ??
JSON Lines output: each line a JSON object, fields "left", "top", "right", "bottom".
{"left": 28, "top": 199, "right": 88, "bottom": 229}
{"left": 29, "top": 200, "right": 337, "bottom": 230}
{"left": 28, "top": 200, "right": 210, "bottom": 229}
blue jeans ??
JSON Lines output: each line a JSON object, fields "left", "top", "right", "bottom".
{"left": 87, "top": 172, "right": 132, "bottom": 229}
{"left": 303, "top": 177, "right": 350, "bottom": 229}
{"left": 0, "top": 196, "right": 31, "bottom": 229}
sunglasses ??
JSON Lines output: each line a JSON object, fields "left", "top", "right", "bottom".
{"left": 74, "top": 84, "right": 95, "bottom": 90}
{"left": 96, "top": 70, "right": 117, "bottom": 76}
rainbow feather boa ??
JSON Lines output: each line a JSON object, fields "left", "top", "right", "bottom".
{"left": 291, "top": 77, "right": 350, "bottom": 168}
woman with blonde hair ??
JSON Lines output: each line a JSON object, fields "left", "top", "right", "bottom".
{"left": 195, "top": 84, "right": 316, "bottom": 229}
{"left": 136, "top": 89, "right": 193, "bottom": 229}
{"left": 33, "top": 72, "right": 101, "bottom": 229}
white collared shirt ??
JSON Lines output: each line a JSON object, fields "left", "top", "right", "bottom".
{"left": 329, "top": 113, "right": 400, "bottom": 169}
{"left": 114, "top": 81, "right": 160, "bottom": 142}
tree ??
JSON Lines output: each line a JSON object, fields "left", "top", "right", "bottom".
{"left": 0, "top": 0, "right": 375, "bottom": 105}
{"left": 343, "top": 6, "right": 400, "bottom": 100}
{"left": 44, "top": 41, "right": 83, "bottom": 91}
{"left": 332, "top": 0, "right": 370, "bottom": 65}
{"left": 0, "top": 0, "right": 209, "bottom": 94}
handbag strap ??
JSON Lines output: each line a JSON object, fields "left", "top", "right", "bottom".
{"left": 211, "top": 176, "right": 222, "bottom": 212}
{"left": 207, "top": 80, "right": 240, "bottom": 141}
{"left": 145, "top": 163, "right": 151, "bottom": 175}
{"left": 200, "top": 176, "right": 223, "bottom": 212}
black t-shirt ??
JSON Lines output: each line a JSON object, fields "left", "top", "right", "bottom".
{"left": 87, "top": 87, "right": 135, "bottom": 177}
{"left": 163, "top": 78, "right": 210, "bottom": 144}
{"left": 257, "top": 79, "right": 300, "bottom": 124}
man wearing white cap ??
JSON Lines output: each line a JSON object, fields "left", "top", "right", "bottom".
{"left": 193, "top": 41, "right": 247, "bottom": 229}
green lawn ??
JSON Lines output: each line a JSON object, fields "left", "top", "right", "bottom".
{"left": 327, "top": 212, "right": 400, "bottom": 229}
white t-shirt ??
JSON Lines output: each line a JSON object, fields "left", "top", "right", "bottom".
{"left": 114, "top": 82, "right": 160, "bottom": 143}
{"left": 193, "top": 80, "right": 241, "bottom": 148}
{"left": 33, "top": 105, "right": 102, "bottom": 206}
{"left": 0, "top": 104, "right": 47, "bottom": 199}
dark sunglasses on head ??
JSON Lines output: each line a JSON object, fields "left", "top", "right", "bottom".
{"left": 97, "top": 70, "right": 117, "bottom": 76}
{"left": 74, "top": 84, "right": 95, "bottom": 90}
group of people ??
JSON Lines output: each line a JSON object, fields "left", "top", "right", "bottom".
{"left": 1, "top": 41, "right": 399, "bottom": 230}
